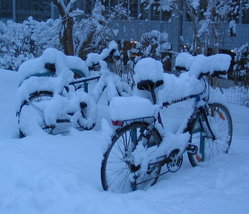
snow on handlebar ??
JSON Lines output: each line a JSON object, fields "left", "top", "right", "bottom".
{"left": 175, "top": 53, "right": 232, "bottom": 78}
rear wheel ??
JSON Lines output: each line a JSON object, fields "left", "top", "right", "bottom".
{"left": 101, "top": 122, "right": 162, "bottom": 193}
{"left": 18, "top": 91, "right": 55, "bottom": 137}
{"left": 188, "top": 103, "right": 233, "bottom": 166}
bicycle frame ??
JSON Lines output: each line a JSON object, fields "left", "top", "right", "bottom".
{"left": 111, "top": 76, "right": 218, "bottom": 175}
{"left": 158, "top": 76, "right": 216, "bottom": 140}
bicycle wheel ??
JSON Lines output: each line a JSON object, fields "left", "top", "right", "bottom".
{"left": 18, "top": 91, "right": 55, "bottom": 137}
{"left": 188, "top": 103, "right": 233, "bottom": 167}
{"left": 101, "top": 122, "right": 162, "bottom": 193}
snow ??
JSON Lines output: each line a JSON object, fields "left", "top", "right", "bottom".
{"left": 189, "top": 54, "right": 231, "bottom": 77}
{"left": 134, "top": 57, "right": 164, "bottom": 83}
{"left": 175, "top": 52, "right": 195, "bottom": 70}
{"left": 100, "top": 40, "right": 119, "bottom": 60}
{"left": 158, "top": 72, "right": 204, "bottom": 104}
{"left": 15, "top": 47, "right": 132, "bottom": 136}
{"left": 175, "top": 53, "right": 231, "bottom": 77}
{"left": 18, "top": 48, "right": 89, "bottom": 82}
{"left": 109, "top": 96, "right": 156, "bottom": 121}
{"left": 1, "top": 69, "right": 249, "bottom": 213}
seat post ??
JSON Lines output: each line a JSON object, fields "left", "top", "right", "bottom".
{"left": 150, "top": 90, "right": 157, "bottom": 104}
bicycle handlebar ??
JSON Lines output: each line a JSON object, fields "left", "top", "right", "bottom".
{"left": 69, "top": 75, "right": 100, "bottom": 85}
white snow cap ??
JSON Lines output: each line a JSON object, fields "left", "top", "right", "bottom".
{"left": 189, "top": 54, "right": 231, "bottom": 77}
{"left": 175, "top": 52, "right": 195, "bottom": 70}
{"left": 134, "top": 57, "right": 164, "bottom": 83}
{"left": 18, "top": 48, "right": 89, "bottom": 81}
{"left": 175, "top": 52, "right": 231, "bottom": 77}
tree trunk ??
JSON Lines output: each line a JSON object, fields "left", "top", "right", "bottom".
{"left": 52, "top": 0, "right": 74, "bottom": 55}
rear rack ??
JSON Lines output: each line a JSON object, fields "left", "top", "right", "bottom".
{"left": 112, "top": 116, "right": 155, "bottom": 127}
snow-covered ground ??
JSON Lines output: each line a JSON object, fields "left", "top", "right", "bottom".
{"left": 0, "top": 69, "right": 249, "bottom": 214}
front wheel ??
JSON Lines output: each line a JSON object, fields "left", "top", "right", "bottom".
{"left": 188, "top": 103, "right": 233, "bottom": 167}
{"left": 101, "top": 122, "right": 162, "bottom": 193}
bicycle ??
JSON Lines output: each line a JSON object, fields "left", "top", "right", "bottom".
{"left": 16, "top": 43, "right": 131, "bottom": 137}
{"left": 101, "top": 54, "right": 233, "bottom": 193}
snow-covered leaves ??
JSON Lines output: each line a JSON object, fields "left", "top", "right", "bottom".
{"left": 0, "top": 18, "right": 60, "bottom": 70}
{"left": 141, "top": 30, "right": 171, "bottom": 58}
{"left": 233, "top": 43, "right": 249, "bottom": 85}
{"left": 0, "top": 1, "right": 116, "bottom": 70}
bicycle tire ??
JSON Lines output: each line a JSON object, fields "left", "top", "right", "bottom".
{"left": 18, "top": 91, "right": 54, "bottom": 137}
{"left": 188, "top": 103, "right": 233, "bottom": 167}
{"left": 101, "top": 122, "right": 162, "bottom": 193}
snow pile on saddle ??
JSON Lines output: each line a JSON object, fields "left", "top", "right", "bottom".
{"left": 133, "top": 57, "right": 203, "bottom": 104}
{"left": 16, "top": 48, "right": 89, "bottom": 109}
{"left": 134, "top": 57, "right": 164, "bottom": 83}
{"left": 18, "top": 48, "right": 88, "bottom": 82}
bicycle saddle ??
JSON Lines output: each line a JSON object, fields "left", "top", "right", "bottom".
{"left": 137, "top": 79, "right": 164, "bottom": 91}
{"left": 44, "top": 63, "right": 56, "bottom": 72}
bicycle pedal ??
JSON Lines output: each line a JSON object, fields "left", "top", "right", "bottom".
{"left": 187, "top": 144, "right": 198, "bottom": 155}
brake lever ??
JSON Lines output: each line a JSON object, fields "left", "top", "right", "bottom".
{"left": 215, "top": 77, "right": 224, "bottom": 94}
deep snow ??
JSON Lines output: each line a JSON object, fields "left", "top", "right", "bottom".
{"left": 0, "top": 69, "right": 249, "bottom": 214}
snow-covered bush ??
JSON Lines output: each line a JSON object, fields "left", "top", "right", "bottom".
{"left": 74, "top": 2, "right": 115, "bottom": 59}
{"left": 128, "top": 30, "right": 171, "bottom": 63}
{"left": 140, "top": 30, "right": 171, "bottom": 59}
{"left": 0, "top": 18, "right": 61, "bottom": 70}
{"left": 233, "top": 43, "right": 249, "bottom": 87}
{"left": 0, "top": 1, "right": 116, "bottom": 71}
{"left": 126, "top": 30, "right": 172, "bottom": 84}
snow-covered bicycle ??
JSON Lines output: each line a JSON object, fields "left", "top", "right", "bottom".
{"left": 16, "top": 42, "right": 130, "bottom": 137}
{"left": 101, "top": 53, "right": 233, "bottom": 193}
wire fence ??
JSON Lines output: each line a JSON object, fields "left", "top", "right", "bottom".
{"left": 223, "top": 85, "right": 249, "bottom": 107}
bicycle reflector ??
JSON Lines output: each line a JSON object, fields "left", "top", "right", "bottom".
{"left": 218, "top": 112, "right": 225, "bottom": 120}
{"left": 112, "top": 120, "right": 124, "bottom": 126}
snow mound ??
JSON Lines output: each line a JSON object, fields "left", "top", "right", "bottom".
{"left": 158, "top": 72, "right": 203, "bottom": 103}
{"left": 175, "top": 52, "right": 195, "bottom": 70}
{"left": 175, "top": 52, "right": 231, "bottom": 78}
{"left": 18, "top": 48, "right": 89, "bottom": 82}
{"left": 189, "top": 54, "right": 231, "bottom": 77}
{"left": 109, "top": 96, "right": 156, "bottom": 121}
{"left": 134, "top": 57, "right": 164, "bottom": 83}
